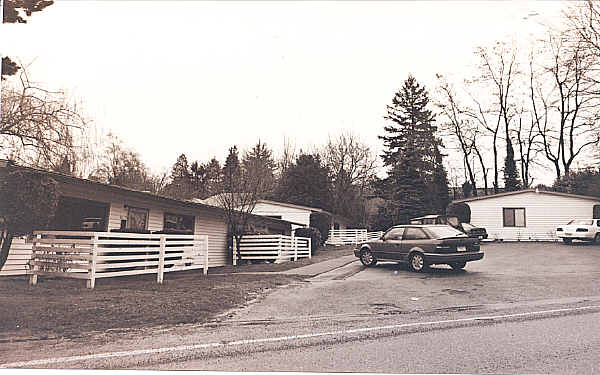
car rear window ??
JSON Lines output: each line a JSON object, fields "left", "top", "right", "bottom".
{"left": 567, "top": 220, "right": 593, "bottom": 225}
{"left": 425, "top": 226, "right": 467, "bottom": 239}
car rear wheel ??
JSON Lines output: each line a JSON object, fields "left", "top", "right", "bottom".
{"left": 449, "top": 261, "right": 467, "bottom": 270}
{"left": 360, "top": 248, "right": 377, "bottom": 267}
{"left": 595, "top": 233, "right": 600, "bottom": 244}
{"left": 408, "top": 252, "right": 428, "bottom": 273}
{"left": 563, "top": 238, "right": 572, "bottom": 244}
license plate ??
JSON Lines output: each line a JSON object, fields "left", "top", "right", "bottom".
{"left": 457, "top": 246, "right": 466, "bottom": 252}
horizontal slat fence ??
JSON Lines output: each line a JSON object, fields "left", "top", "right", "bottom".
{"left": 0, "top": 237, "right": 33, "bottom": 276}
{"left": 29, "top": 231, "right": 209, "bottom": 289}
{"left": 325, "top": 229, "right": 384, "bottom": 245}
{"left": 233, "top": 235, "right": 311, "bottom": 265}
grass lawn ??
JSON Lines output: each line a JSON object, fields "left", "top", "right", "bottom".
{"left": 0, "top": 245, "right": 354, "bottom": 339}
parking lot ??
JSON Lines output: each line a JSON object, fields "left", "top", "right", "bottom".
{"left": 230, "top": 241, "right": 600, "bottom": 323}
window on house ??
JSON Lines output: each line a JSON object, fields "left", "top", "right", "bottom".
{"left": 163, "top": 213, "right": 195, "bottom": 232}
{"left": 126, "top": 206, "right": 149, "bottom": 231}
{"left": 503, "top": 208, "right": 526, "bottom": 227}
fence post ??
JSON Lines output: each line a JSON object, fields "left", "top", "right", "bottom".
{"left": 308, "top": 237, "right": 312, "bottom": 259}
{"left": 29, "top": 233, "right": 41, "bottom": 286}
{"left": 157, "top": 235, "right": 165, "bottom": 284}
{"left": 87, "top": 233, "right": 98, "bottom": 289}
{"left": 203, "top": 235, "right": 209, "bottom": 275}
{"left": 293, "top": 236, "right": 298, "bottom": 261}
{"left": 278, "top": 235, "right": 282, "bottom": 261}
{"left": 232, "top": 238, "right": 237, "bottom": 266}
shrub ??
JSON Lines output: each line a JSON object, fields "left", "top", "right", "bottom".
{"left": 446, "top": 202, "right": 471, "bottom": 223}
{"left": 309, "top": 212, "right": 330, "bottom": 244}
{"left": 294, "top": 227, "right": 322, "bottom": 255}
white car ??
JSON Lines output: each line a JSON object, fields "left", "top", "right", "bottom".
{"left": 556, "top": 219, "right": 600, "bottom": 244}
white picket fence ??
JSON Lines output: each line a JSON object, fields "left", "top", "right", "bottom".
{"left": 28, "top": 231, "right": 209, "bottom": 289}
{"left": 325, "top": 229, "right": 384, "bottom": 245}
{"left": 233, "top": 234, "right": 311, "bottom": 265}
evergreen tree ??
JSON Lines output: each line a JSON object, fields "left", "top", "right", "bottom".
{"left": 503, "top": 141, "right": 521, "bottom": 191}
{"left": 376, "top": 75, "right": 449, "bottom": 225}
{"left": 242, "top": 141, "right": 276, "bottom": 198}
{"left": 275, "top": 153, "right": 332, "bottom": 211}
{"left": 167, "top": 154, "right": 193, "bottom": 199}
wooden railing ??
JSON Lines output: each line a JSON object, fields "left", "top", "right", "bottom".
{"left": 28, "top": 231, "right": 209, "bottom": 289}
{"left": 325, "top": 229, "right": 384, "bottom": 245}
{"left": 233, "top": 235, "right": 311, "bottom": 265}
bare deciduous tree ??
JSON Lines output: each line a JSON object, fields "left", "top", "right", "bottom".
{"left": 1, "top": 69, "right": 91, "bottom": 175}
{"left": 531, "top": 31, "right": 600, "bottom": 180}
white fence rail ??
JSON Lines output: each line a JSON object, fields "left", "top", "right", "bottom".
{"left": 325, "top": 229, "right": 384, "bottom": 245}
{"left": 233, "top": 235, "right": 311, "bottom": 265}
{"left": 29, "top": 231, "right": 209, "bottom": 289}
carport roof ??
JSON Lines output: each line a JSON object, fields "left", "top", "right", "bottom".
{"left": 0, "top": 159, "right": 300, "bottom": 228}
{"left": 453, "top": 188, "right": 600, "bottom": 204}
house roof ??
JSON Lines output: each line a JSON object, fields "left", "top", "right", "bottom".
{"left": 201, "top": 195, "right": 334, "bottom": 216}
{"left": 0, "top": 160, "right": 299, "bottom": 229}
{"left": 452, "top": 188, "right": 600, "bottom": 204}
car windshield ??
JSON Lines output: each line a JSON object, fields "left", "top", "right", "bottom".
{"left": 424, "top": 226, "right": 467, "bottom": 239}
{"left": 567, "top": 220, "right": 593, "bottom": 225}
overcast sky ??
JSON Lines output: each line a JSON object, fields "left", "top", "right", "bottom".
{"left": 2, "top": 0, "right": 567, "bottom": 182}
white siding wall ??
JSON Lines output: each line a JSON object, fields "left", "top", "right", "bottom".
{"left": 251, "top": 202, "right": 311, "bottom": 227}
{"left": 467, "top": 191, "right": 600, "bottom": 241}
{"left": 0, "top": 237, "right": 33, "bottom": 276}
{"left": 194, "top": 211, "right": 229, "bottom": 267}
{"left": 108, "top": 202, "right": 127, "bottom": 230}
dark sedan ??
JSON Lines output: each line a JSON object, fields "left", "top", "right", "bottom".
{"left": 353, "top": 225, "right": 484, "bottom": 272}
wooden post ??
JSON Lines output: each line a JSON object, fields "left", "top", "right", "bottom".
{"left": 293, "top": 236, "right": 298, "bottom": 261}
{"left": 29, "top": 233, "right": 41, "bottom": 286}
{"left": 87, "top": 233, "right": 98, "bottom": 289}
{"left": 157, "top": 235, "right": 165, "bottom": 284}
{"left": 278, "top": 235, "right": 282, "bottom": 262}
{"left": 232, "top": 238, "right": 237, "bottom": 266}
{"left": 203, "top": 235, "right": 209, "bottom": 275}
{"left": 308, "top": 237, "right": 312, "bottom": 259}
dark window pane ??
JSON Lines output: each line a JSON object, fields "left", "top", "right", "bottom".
{"left": 127, "top": 207, "right": 148, "bottom": 231}
{"left": 404, "top": 227, "right": 428, "bottom": 240}
{"left": 503, "top": 208, "right": 515, "bottom": 227}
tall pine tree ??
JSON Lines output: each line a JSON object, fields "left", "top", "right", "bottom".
{"left": 376, "top": 75, "right": 449, "bottom": 227}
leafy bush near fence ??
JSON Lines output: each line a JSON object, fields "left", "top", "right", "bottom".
{"left": 294, "top": 227, "right": 322, "bottom": 254}
{"left": 309, "top": 212, "right": 330, "bottom": 244}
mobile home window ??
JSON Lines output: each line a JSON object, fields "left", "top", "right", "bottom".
{"left": 163, "top": 213, "right": 195, "bottom": 232}
{"left": 503, "top": 208, "right": 526, "bottom": 227}
{"left": 127, "top": 206, "right": 149, "bottom": 231}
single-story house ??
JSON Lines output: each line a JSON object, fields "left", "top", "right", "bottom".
{"left": 0, "top": 160, "right": 296, "bottom": 276}
{"left": 200, "top": 196, "right": 350, "bottom": 232}
{"left": 453, "top": 188, "right": 600, "bottom": 241}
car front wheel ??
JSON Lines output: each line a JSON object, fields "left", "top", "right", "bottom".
{"left": 360, "top": 248, "right": 377, "bottom": 267}
{"left": 449, "top": 261, "right": 467, "bottom": 270}
{"left": 595, "top": 233, "right": 600, "bottom": 244}
{"left": 408, "top": 252, "right": 428, "bottom": 272}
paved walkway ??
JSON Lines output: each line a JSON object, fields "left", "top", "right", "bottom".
{"left": 280, "top": 254, "right": 358, "bottom": 277}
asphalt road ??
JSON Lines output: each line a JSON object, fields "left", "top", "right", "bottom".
{"left": 2, "top": 241, "right": 600, "bottom": 371}
{"left": 154, "top": 311, "right": 600, "bottom": 374}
